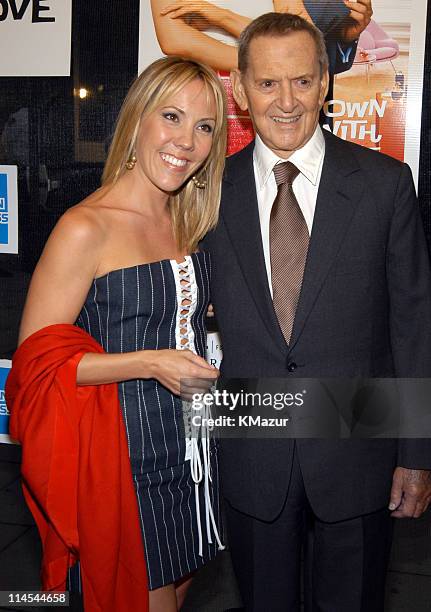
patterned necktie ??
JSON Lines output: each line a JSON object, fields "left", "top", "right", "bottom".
{"left": 270, "top": 161, "right": 309, "bottom": 344}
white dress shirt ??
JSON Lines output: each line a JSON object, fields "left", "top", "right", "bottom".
{"left": 253, "top": 125, "right": 326, "bottom": 293}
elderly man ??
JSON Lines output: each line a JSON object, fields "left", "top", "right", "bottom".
{"left": 204, "top": 12, "right": 431, "bottom": 612}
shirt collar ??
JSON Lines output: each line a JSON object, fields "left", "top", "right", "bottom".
{"left": 253, "top": 124, "right": 325, "bottom": 189}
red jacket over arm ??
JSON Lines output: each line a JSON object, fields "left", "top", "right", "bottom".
{"left": 6, "top": 324, "right": 148, "bottom": 612}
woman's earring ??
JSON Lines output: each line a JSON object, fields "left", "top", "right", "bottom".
{"left": 191, "top": 174, "right": 207, "bottom": 189}
{"left": 126, "top": 152, "right": 137, "bottom": 170}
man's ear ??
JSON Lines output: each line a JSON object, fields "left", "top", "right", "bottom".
{"left": 319, "top": 68, "right": 330, "bottom": 107}
{"left": 230, "top": 69, "right": 249, "bottom": 112}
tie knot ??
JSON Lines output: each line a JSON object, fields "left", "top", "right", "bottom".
{"left": 273, "top": 161, "right": 300, "bottom": 187}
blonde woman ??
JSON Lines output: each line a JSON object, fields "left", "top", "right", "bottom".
{"left": 18, "top": 57, "right": 227, "bottom": 612}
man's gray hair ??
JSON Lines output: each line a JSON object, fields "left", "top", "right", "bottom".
{"left": 238, "top": 12, "right": 329, "bottom": 76}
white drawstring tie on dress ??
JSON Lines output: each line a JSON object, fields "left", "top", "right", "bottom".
{"left": 190, "top": 397, "right": 225, "bottom": 556}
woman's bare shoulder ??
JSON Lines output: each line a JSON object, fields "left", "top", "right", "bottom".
{"left": 35, "top": 190, "right": 120, "bottom": 280}
{"left": 54, "top": 188, "right": 116, "bottom": 244}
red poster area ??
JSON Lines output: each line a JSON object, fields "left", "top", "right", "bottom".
{"left": 219, "top": 72, "right": 254, "bottom": 156}
{"left": 375, "top": 93, "right": 406, "bottom": 162}
{"left": 323, "top": 93, "right": 406, "bottom": 162}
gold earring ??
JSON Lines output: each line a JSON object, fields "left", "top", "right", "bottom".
{"left": 191, "top": 174, "right": 207, "bottom": 189}
{"left": 126, "top": 152, "right": 137, "bottom": 170}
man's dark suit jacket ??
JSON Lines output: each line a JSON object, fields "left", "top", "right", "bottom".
{"left": 204, "top": 130, "right": 431, "bottom": 523}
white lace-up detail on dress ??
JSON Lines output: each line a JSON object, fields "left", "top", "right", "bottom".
{"left": 174, "top": 257, "right": 197, "bottom": 351}
{"left": 170, "top": 256, "right": 224, "bottom": 556}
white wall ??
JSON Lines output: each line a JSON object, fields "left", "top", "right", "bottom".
{"left": 372, "top": 0, "right": 411, "bottom": 23}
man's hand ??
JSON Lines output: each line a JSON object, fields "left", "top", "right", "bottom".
{"left": 389, "top": 467, "right": 431, "bottom": 518}
{"left": 342, "top": 0, "right": 373, "bottom": 42}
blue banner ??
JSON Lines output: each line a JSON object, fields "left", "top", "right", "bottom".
{"left": 0, "top": 173, "right": 8, "bottom": 245}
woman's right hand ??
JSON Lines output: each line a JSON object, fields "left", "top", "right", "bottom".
{"left": 152, "top": 0, "right": 250, "bottom": 69}
{"left": 146, "top": 348, "right": 219, "bottom": 398}
{"left": 160, "top": 0, "right": 222, "bottom": 26}
{"left": 159, "top": 0, "right": 250, "bottom": 37}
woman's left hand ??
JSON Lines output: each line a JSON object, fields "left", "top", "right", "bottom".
{"left": 273, "top": 0, "right": 312, "bottom": 22}
{"left": 342, "top": 0, "right": 373, "bottom": 42}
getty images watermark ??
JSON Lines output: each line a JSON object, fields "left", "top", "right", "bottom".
{"left": 191, "top": 388, "right": 305, "bottom": 429}
{"left": 182, "top": 378, "right": 431, "bottom": 439}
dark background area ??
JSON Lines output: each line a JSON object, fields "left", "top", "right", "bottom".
{"left": 0, "top": 2, "right": 140, "bottom": 358}
{"left": 419, "top": 1, "right": 431, "bottom": 243}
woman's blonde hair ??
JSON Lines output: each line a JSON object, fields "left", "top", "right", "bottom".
{"left": 102, "top": 56, "right": 227, "bottom": 252}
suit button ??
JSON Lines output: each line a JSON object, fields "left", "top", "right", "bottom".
{"left": 287, "top": 362, "right": 297, "bottom": 372}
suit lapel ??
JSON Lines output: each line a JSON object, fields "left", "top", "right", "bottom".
{"left": 288, "top": 131, "right": 365, "bottom": 351}
{"left": 222, "top": 143, "right": 288, "bottom": 352}
{"left": 222, "top": 133, "right": 365, "bottom": 355}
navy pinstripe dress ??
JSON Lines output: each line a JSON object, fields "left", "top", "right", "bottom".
{"left": 75, "top": 252, "right": 223, "bottom": 590}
